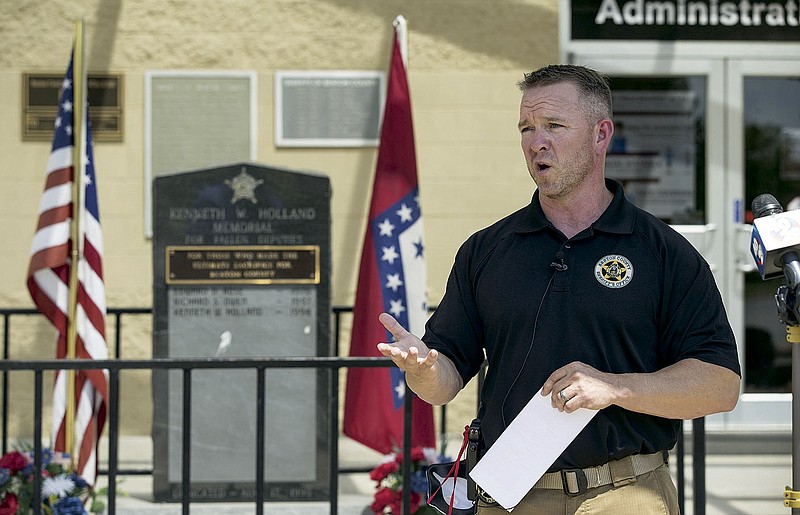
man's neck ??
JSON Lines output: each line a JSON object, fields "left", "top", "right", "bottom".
{"left": 540, "top": 183, "right": 613, "bottom": 239}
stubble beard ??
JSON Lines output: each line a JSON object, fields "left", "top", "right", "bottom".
{"left": 531, "top": 156, "right": 592, "bottom": 201}
{"left": 529, "top": 129, "right": 597, "bottom": 200}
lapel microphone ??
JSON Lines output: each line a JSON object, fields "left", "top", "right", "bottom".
{"left": 550, "top": 251, "right": 568, "bottom": 272}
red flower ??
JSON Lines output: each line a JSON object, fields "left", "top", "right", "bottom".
{"left": 388, "top": 491, "right": 421, "bottom": 514}
{"left": 401, "top": 491, "right": 422, "bottom": 513}
{"left": 393, "top": 447, "right": 425, "bottom": 465}
{"left": 0, "top": 493, "right": 19, "bottom": 515}
{"left": 410, "top": 491, "right": 422, "bottom": 512}
{"left": 369, "top": 460, "right": 399, "bottom": 482}
{"left": 373, "top": 488, "right": 422, "bottom": 514}
{"left": 370, "top": 487, "right": 397, "bottom": 513}
{"left": 370, "top": 447, "right": 434, "bottom": 513}
{"left": 0, "top": 452, "right": 27, "bottom": 474}
{"left": 410, "top": 448, "right": 426, "bottom": 462}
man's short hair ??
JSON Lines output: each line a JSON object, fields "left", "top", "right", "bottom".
{"left": 517, "top": 64, "right": 613, "bottom": 123}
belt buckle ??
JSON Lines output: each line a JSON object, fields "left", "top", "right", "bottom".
{"left": 560, "top": 468, "right": 588, "bottom": 496}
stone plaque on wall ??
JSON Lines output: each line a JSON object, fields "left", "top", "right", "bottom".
{"left": 274, "top": 71, "right": 383, "bottom": 147}
{"left": 151, "top": 162, "right": 331, "bottom": 502}
{"left": 144, "top": 71, "right": 256, "bottom": 237}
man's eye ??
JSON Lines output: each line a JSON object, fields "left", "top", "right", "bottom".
{"left": 549, "top": 123, "right": 564, "bottom": 129}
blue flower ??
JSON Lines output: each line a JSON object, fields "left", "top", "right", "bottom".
{"left": 69, "top": 472, "right": 88, "bottom": 489}
{"left": 52, "top": 496, "right": 87, "bottom": 515}
{"left": 0, "top": 468, "right": 9, "bottom": 486}
{"left": 42, "top": 448, "right": 54, "bottom": 466}
{"left": 410, "top": 470, "right": 428, "bottom": 494}
{"left": 27, "top": 448, "right": 54, "bottom": 467}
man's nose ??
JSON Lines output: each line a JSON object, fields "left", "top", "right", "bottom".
{"left": 525, "top": 131, "right": 549, "bottom": 152}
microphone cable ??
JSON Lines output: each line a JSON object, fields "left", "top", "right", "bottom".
{"left": 499, "top": 267, "right": 558, "bottom": 429}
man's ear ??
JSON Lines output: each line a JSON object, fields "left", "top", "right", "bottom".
{"left": 595, "top": 118, "right": 614, "bottom": 155}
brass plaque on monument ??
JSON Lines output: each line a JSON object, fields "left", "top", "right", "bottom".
{"left": 166, "top": 245, "right": 320, "bottom": 285}
{"left": 22, "top": 72, "right": 123, "bottom": 142}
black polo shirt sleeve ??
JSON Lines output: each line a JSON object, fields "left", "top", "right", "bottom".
{"left": 423, "top": 236, "right": 488, "bottom": 386}
{"left": 646, "top": 220, "right": 741, "bottom": 376}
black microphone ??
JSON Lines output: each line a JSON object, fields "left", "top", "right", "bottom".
{"left": 750, "top": 193, "right": 800, "bottom": 287}
{"left": 550, "top": 251, "right": 568, "bottom": 272}
{"left": 752, "top": 193, "right": 783, "bottom": 218}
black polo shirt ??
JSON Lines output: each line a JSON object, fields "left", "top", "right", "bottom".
{"left": 423, "top": 179, "right": 740, "bottom": 470}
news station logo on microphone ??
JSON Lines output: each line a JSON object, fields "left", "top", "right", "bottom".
{"left": 750, "top": 234, "right": 765, "bottom": 269}
{"left": 750, "top": 193, "right": 800, "bottom": 280}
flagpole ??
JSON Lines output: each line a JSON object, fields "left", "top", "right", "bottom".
{"left": 65, "top": 18, "right": 86, "bottom": 469}
{"left": 391, "top": 15, "right": 415, "bottom": 515}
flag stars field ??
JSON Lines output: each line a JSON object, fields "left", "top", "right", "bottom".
{"left": 389, "top": 298, "right": 406, "bottom": 318}
{"left": 394, "top": 381, "right": 406, "bottom": 401}
{"left": 381, "top": 245, "right": 400, "bottom": 265}
{"left": 396, "top": 203, "right": 413, "bottom": 223}
{"left": 413, "top": 238, "right": 424, "bottom": 258}
{"left": 378, "top": 218, "right": 395, "bottom": 236}
{"left": 385, "top": 273, "right": 403, "bottom": 292}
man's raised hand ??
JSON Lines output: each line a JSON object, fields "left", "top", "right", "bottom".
{"left": 376, "top": 313, "right": 439, "bottom": 376}
{"left": 376, "top": 313, "right": 463, "bottom": 405}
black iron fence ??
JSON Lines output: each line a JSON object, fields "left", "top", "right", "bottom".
{"left": 0, "top": 307, "right": 707, "bottom": 515}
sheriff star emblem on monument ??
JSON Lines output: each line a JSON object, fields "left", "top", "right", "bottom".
{"left": 225, "top": 167, "right": 264, "bottom": 204}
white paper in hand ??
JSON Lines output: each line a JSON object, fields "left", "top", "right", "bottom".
{"left": 468, "top": 388, "right": 598, "bottom": 511}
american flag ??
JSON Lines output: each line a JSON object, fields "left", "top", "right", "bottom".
{"left": 343, "top": 23, "right": 435, "bottom": 454}
{"left": 26, "top": 49, "right": 108, "bottom": 485}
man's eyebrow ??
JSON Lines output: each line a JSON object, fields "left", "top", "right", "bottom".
{"left": 517, "top": 115, "right": 566, "bottom": 129}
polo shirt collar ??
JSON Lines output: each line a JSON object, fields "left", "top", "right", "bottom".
{"left": 516, "top": 178, "right": 636, "bottom": 235}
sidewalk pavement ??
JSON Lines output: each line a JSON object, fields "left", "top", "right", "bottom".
{"left": 96, "top": 434, "right": 792, "bottom": 515}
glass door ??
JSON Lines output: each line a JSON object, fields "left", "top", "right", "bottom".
{"left": 577, "top": 57, "right": 726, "bottom": 282}
{"left": 724, "top": 60, "right": 800, "bottom": 429}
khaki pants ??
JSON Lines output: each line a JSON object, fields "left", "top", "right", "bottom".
{"left": 476, "top": 464, "right": 680, "bottom": 515}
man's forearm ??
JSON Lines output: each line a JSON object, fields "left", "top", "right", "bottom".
{"left": 405, "top": 352, "right": 464, "bottom": 406}
{"left": 611, "top": 358, "right": 740, "bottom": 419}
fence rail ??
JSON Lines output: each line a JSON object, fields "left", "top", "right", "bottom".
{"left": 1, "top": 355, "right": 400, "bottom": 515}
{"left": 0, "top": 307, "right": 707, "bottom": 515}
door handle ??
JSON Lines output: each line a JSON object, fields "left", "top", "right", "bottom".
{"left": 736, "top": 224, "right": 757, "bottom": 273}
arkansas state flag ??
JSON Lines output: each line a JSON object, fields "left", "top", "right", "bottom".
{"left": 343, "top": 24, "right": 436, "bottom": 454}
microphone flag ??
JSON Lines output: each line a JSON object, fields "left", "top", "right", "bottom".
{"left": 343, "top": 26, "right": 436, "bottom": 454}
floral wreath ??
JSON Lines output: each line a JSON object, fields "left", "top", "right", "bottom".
{"left": 0, "top": 448, "right": 105, "bottom": 515}
{"left": 369, "top": 446, "right": 447, "bottom": 515}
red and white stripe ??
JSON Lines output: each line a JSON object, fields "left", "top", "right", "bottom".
{"left": 27, "top": 84, "right": 108, "bottom": 485}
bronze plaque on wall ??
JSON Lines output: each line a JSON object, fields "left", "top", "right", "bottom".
{"left": 22, "top": 73, "right": 123, "bottom": 142}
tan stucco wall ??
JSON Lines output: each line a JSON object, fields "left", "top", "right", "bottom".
{"left": 0, "top": 0, "right": 559, "bottom": 442}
